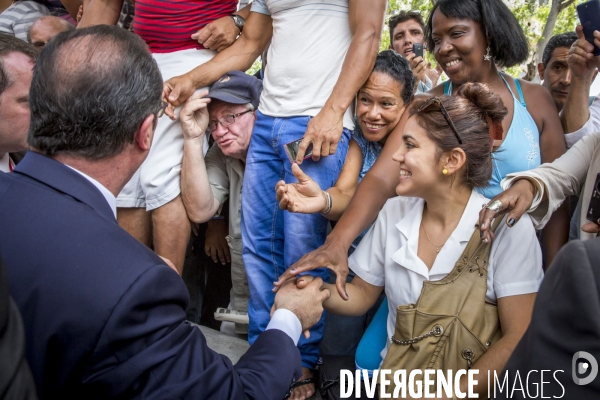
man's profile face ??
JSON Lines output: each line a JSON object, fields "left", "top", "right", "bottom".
{"left": 0, "top": 52, "right": 34, "bottom": 154}
{"left": 538, "top": 46, "right": 571, "bottom": 111}
{"left": 208, "top": 101, "right": 255, "bottom": 160}
{"left": 390, "top": 19, "right": 424, "bottom": 56}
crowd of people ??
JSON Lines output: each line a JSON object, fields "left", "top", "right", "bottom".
{"left": 1, "top": 0, "right": 600, "bottom": 399}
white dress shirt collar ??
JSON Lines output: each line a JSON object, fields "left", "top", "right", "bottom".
{"left": 0, "top": 153, "right": 12, "bottom": 173}
{"left": 66, "top": 165, "right": 117, "bottom": 218}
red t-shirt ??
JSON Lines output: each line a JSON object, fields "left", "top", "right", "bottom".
{"left": 134, "top": 0, "right": 238, "bottom": 53}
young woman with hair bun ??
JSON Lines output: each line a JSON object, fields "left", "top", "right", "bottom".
{"left": 297, "top": 83, "right": 543, "bottom": 396}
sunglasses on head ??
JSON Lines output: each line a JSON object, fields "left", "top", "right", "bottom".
{"left": 417, "top": 97, "right": 463, "bottom": 144}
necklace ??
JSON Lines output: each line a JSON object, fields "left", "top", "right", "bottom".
{"left": 421, "top": 220, "right": 445, "bottom": 253}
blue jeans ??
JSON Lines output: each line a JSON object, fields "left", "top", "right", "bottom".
{"left": 241, "top": 111, "right": 351, "bottom": 368}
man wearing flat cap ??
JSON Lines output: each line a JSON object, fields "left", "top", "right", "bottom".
{"left": 180, "top": 71, "right": 262, "bottom": 334}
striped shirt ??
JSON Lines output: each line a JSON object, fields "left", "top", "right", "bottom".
{"left": 133, "top": 0, "right": 237, "bottom": 53}
{"left": 0, "top": 1, "right": 49, "bottom": 41}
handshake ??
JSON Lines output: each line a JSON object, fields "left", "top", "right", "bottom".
{"left": 273, "top": 276, "right": 330, "bottom": 338}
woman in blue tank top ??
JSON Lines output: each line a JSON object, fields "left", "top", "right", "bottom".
{"left": 424, "top": 0, "right": 569, "bottom": 266}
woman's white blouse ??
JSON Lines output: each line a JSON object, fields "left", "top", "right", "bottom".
{"left": 349, "top": 190, "right": 544, "bottom": 360}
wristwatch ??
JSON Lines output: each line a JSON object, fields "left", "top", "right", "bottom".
{"left": 231, "top": 14, "right": 245, "bottom": 32}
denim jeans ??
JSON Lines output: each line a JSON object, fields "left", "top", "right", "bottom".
{"left": 241, "top": 111, "right": 351, "bottom": 368}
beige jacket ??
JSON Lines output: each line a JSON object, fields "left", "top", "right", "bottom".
{"left": 502, "top": 131, "right": 600, "bottom": 241}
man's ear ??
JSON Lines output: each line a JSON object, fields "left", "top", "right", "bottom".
{"left": 134, "top": 114, "right": 156, "bottom": 151}
{"left": 537, "top": 63, "right": 545, "bottom": 83}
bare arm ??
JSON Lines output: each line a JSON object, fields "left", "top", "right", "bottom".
{"left": 295, "top": 0, "right": 386, "bottom": 161}
{"left": 561, "top": 25, "right": 598, "bottom": 134}
{"left": 179, "top": 92, "right": 221, "bottom": 223}
{"left": 162, "top": 12, "right": 272, "bottom": 116}
{"left": 325, "top": 140, "right": 363, "bottom": 220}
{"left": 297, "top": 275, "right": 383, "bottom": 317}
{"left": 77, "top": 0, "right": 122, "bottom": 27}
{"left": 457, "top": 294, "right": 535, "bottom": 398}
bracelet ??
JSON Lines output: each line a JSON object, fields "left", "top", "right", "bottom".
{"left": 321, "top": 191, "right": 332, "bottom": 214}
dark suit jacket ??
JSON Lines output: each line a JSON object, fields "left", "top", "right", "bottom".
{"left": 0, "top": 254, "right": 37, "bottom": 399}
{"left": 498, "top": 238, "right": 600, "bottom": 399}
{"left": 0, "top": 152, "right": 302, "bottom": 399}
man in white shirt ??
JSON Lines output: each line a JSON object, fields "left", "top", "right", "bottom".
{"left": 0, "top": 25, "right": 329, "bottom": 399}
{"left": 0, "top": 33, "right": 36, "bottom": 173}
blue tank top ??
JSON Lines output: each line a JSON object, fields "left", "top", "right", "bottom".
{"left": 443, "top": 76, "right": 541, "bottom": 198}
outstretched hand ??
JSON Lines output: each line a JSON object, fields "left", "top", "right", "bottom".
{"left": 479, "top": 179, "right": 536, "bottom": 243}
{"left": 273, "top": 237, "right": 350, "bottom": 300}
{"left": 275, "top": 163, "right": 326, "bottom": 214}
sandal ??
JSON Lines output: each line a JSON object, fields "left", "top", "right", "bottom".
{"left": 283, "top": 377, "right": 315, "bottom": 399}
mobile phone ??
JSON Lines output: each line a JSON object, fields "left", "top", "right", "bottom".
{"left": 284, "top": 138, "right": 313, "bottom": 163}
{"left": 586, "top": 173, "right": 600, "bottom": 223}
{"left": 577, "top": 1, "right": 600, "bottom": 56}
{"left": 413, "top": 43, "right": 424, "bottom": 59}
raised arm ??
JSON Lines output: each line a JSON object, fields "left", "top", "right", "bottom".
{"left": 561, "top": 26, "right": 600, "bottom": 137}
{"left": 294, "top": 0, "right": 386, "bottom": 161}
{"left": 162, "top": 11, "right": 272, "bottom": 117}
{"left": 180, "top": 92, "right": 221, "bottom": 223}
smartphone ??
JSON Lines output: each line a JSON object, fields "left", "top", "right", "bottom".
{"left": 586, "top": 173, "right": 600, "bottom": 223}
{"left": 284, "top": 138, "right": 313, "bottom": 163}
{"left": 577, "top": 0, "right": 600, "bottom": 56}
{"left": 413, "top": 43, "right": 424, "bottom": 59}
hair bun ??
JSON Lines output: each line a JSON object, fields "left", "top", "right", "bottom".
{"left": 456, "top": 82, "right": 508, "bottom": 139}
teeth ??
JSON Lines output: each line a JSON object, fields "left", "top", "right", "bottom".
{"left": 446, "top": 60, "right": 460, "bottom": 67}
{"left": 399, "top": 169, "right": 412, "bottom": 177}
{"left": 366, "top": 123, "right": 384, "bottom": 129}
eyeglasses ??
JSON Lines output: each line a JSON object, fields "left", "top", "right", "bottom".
{"left": 417, "top": 97, "right": 462, "bottom": 144}
{"left": 207, "top": 109, "right": 253, "bottom": 133}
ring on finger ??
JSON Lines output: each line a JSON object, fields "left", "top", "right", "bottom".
{"left": 485, "top": 199, "right": 503, "bottom": 213}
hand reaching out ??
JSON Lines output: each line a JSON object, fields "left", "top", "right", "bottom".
{"left": 162, "top": 74, "right": 199, "bottom": 120}
{"left": 275, "top": 163, "right": 328, "bottom": 214}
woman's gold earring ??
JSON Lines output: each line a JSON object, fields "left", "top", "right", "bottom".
{"left": 442, "top": 168, "right": 448, "bottom": 175}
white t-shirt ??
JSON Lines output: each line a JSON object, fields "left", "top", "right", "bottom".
{"left": 251, "top": 0, "right": 354, "bottom": 130}
{"left": 349, "top": 190, "right": 544, "bottom": 361}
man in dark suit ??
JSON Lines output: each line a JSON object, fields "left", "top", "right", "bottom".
{"left": 498, "top": 238, "right": 600, "bottom": 399}
{"left": 0, "top": 25, "right": 329, "bottom": 399}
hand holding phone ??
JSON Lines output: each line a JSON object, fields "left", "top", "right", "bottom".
{"left": 577, "top": 0, "right": 600, "bottom": 56}
{"left": 284, "top": 138, "right": 313, "bottom": 163}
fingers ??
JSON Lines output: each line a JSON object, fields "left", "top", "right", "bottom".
{"left": 296, "top": 275, "right": 315, "bottom": 288}
{"left": 576, "top": 24, "right": 585, "bottom": 40}
{"left": 334, "top": 266, "right": 349, "bottom": 300}
{"left": 291, "top": 163, "right": 311, "bottom": 183}
{"left": 216, "top": 246, "right": 227, "bottom": 265}
{"left": 272, "top": 256, "right": 318, "bottom": 292}
{"left": 202, "top": 32, "right": 219, "bottom": 50}
{"left": 296, "top": 136, "right": 314, "bottom": 163}
{"left": 303, "top": 330, "right": 311, "bottom": 339}
{"left": 193, "top": 25, "right": 212, "bottom": 44}
{"left": 581, "top": 222, "right": 600, "bottom": 235}
{"left": 310, "top": 138, "right": 323, "bottom": 162}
